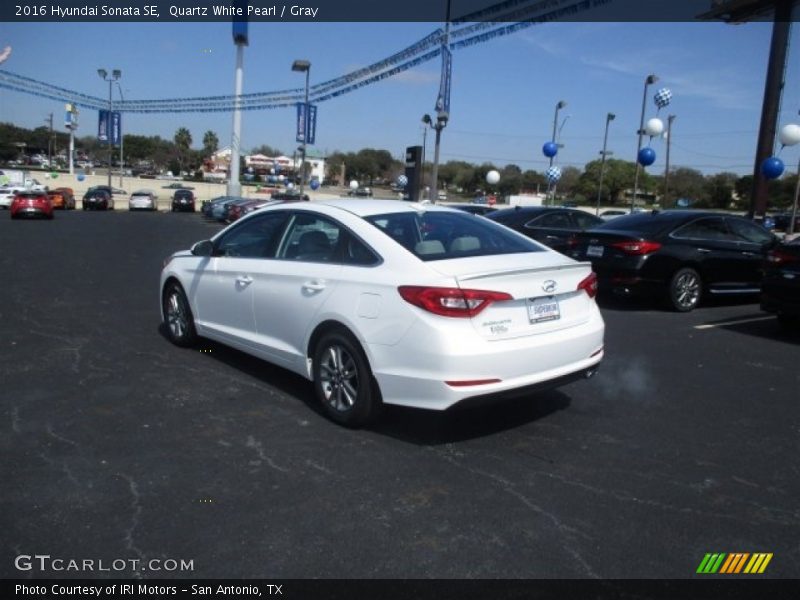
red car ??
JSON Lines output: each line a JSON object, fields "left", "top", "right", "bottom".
{"left": 10, "top": 191, "right": 54, "bottom": 219}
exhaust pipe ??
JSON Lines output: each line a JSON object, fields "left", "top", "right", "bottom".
{"left": 585, "top": 366, "right": 599, "bottom": 379}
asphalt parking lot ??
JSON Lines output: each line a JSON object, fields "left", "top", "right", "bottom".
{"left": 1, "top": 210, "right": 798, "bottom": 580}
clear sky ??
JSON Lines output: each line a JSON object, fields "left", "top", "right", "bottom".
{"left": 1, "top": 18, "right": 800, "bottom": 176}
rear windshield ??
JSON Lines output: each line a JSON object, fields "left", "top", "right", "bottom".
{"left": 365, "top": 210, "right": 545, "bottom": 261}
{"left": 595, "top": 213, "right": 684, "bottom": 235}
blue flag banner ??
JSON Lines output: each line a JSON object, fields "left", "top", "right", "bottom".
{"left": 435, "top": 46, "right": 451, "bottom": 114}
{"left": 296, "top": 103, "right": 317, "bottom": 145}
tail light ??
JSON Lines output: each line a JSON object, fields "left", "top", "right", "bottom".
{"left": 611, "top": 240, "right": 662, "bottom": 255}
{"left": 767, "top": 249, "right": 799, "bottom": 265}
{"left": 398, "top": 286, "right": 512, "bottom": 318}
{"left": 577, "top": 272, "right": 598, "bottom": 298}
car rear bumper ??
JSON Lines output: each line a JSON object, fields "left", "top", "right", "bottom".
{"left": 367, "top": 308, "right": 605, "bottom": 411}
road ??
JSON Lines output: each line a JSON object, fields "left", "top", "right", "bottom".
{"left": 1, "top": 210, "right": 798, "bottom": 580}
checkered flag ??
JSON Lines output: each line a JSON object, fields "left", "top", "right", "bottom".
{"left": 545, "top": 166, "right": 562, "bottom": 184}
{"left": 396, "top": 175, "right": 408, "bottom": 188}
{"left": 654, "top": 88, "right": 672, "bottom": 110}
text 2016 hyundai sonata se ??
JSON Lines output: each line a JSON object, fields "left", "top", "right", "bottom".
{"left": 160, "top": 200, "right": 605, "bottom": 427}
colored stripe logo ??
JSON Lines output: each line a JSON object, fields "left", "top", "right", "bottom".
{"left": 696, "top": 553, "right": 772, "bottom": 574}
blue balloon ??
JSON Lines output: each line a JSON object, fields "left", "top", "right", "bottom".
{"left": 310, "top": 179, "right": 320, "bottom": 190}
{"left": 542, "top": 141, "right": 558, "bottom": 158}
{"left": 77, "top": 173, "right": 85, "bottom": 182}
{"left": 761, "top": 156, "right": 784, "bottom": 180}
{"left": 638, "top": 147, "right": 656, "bottom": 166}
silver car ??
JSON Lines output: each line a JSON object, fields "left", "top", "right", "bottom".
{"left": 129, "top": 189, "right": 158, "bottom": 211}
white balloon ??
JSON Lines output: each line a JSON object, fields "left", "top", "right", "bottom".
{"left": 277, "top": 174, "right": 285, "bottom": 182}
{"left": 779, "top": 123, "right": 800, "bottom": 147}
{"left": 645, "top": 118, "right": 664, "bottom": 137}
{"left": 486, "top": 170, "right": 500, "bottom": 185}
{"left": 287, "top": 182, "right": 295, "bottom": 189}
{"left": 349, "top": 180, "right": 359, "bottom": 190}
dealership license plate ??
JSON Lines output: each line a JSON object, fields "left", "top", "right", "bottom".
{"left": 587, "top": 245, "right": 604, "bottom": 258}
{"left": 527, "top": 296, "right": 560, "bottom": 323}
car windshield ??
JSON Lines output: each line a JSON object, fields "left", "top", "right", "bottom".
{"left": 365, "top": 209, "right": 545, "bottom": 261}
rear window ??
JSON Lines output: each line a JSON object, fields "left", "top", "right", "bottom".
{"left": 595, "top": 212, "right": 684, "bottom": 236}
{"left": 365, "top": 210, "right": 545, "bottom": 261}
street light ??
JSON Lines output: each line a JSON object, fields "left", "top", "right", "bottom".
{"left": 292, "top": 59, "right": 311, "bottom": 196}
{"left": 596, "top": 112, "right": 615, "bottom": 215}
{"left": 550, "top": 100, "right": 566, "bottom": 169}
{"left": 97, "top": 68, "right": 121, "bottom": 187}
{"left": 632, "top": 74, "right": 658, "bottom": 210}
{"left": 429, "top": 111, "right": 448, "bottom": 203}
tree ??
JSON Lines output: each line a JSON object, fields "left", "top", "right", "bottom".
{"left": 173, "top": 127, "right": 192, "bottom": 173}
{"left": 202, "top": 130, "right": 219, "bottom": 157}
{"left": 703, "top": 172, "right": 738, "bottom": 209}
{"left": 251, "top": 144, "right": 282, "bottom": 157}
{"left": 575, "top": 159, "right": 638, "bottom": 205}
{"left": 666, "top": 167, "right": 706, "bottom": 206}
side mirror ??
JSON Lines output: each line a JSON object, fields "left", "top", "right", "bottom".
{"left": 191, "top": 240, "right": 214, "bottom": 257}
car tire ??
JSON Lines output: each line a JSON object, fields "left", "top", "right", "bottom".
{"left": 162, "top": 282, "right": 198, "bottom": 347}
{"left": 313, "top": 329, "right": 379, "bottom": 428}
{"left": 668, "top": 267, "right": 702, "bottom": 312}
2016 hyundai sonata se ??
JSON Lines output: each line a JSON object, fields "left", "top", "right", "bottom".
{"left": 160, "top": 200, "right": 605, "bottom": 427}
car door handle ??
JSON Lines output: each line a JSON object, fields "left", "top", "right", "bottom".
{"left": 741, "top": 251, "right": 757, "bottom": 256}
{"left": 545, "top": 235, "right": 560, "bottom": 240}
{"left": 236, "top": 275, "right": 253, "bottom": 285}
{"left": 303, "top": 280, "right": 327, "bottom": 292}
{"left": 696, "top": 248, "right": 711, "bottom": 253}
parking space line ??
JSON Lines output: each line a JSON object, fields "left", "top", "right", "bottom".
{"left": 694, "top": 316, "right": 775, "bottom": 330}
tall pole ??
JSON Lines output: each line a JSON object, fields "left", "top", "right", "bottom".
{"left": 663, "top": 114, "right": 675, "bottom": 209}
{"left": 228, "top": 43, "right": 244, "bottom": 197}
{"left": 596, "top": 112, "right": 615, "bottom": 215}
{"left": 107, "top": 79, "right": 113, "bottom": 187}
{"left": 429, "top": 0, "right": 451, "bottom": 204}
{"left": 116, "top": 83, "right": 125, "bottom": 188}
{"left": 300, "top": 66, "right": 310, "bottom": 197}
{"left": 632, "top": 74, "right": 658, "bottom": 210}
{"left": 749, "top": 0, "right": 793, "bottom": 221}
{"left": 45, "top": 113, "right": 53, "bottom": 170}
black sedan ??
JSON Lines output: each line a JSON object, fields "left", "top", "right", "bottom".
{"left": 82, "top": 189, "right": 114, "bottom": 211}
{"left": 761, "top": 236, "right": 800, "bottom": 329}
{"left": 487, "top": 206, "right": 604, "bottom": 254}
{"left": 450, "top": 204, "right": 498, "bottom": 216}
{"left": 570, "top": 210, "right": 777, "bottom": 311}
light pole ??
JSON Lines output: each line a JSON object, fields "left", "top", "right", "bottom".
{"left": 663, "top": 114, "right": 676, "bottom": 208}
{"left": 632, "top": 74, "right": 658, "bottom": 210}
{"left": 429, "top": 111, "right": 448, "bottom": 203}
{"left": 116, "top": 82, "right": 125, "bottom": 187}
{"left": 596, "top": 112, "right": 615, "bottom": 215}
{"left": 292, "top": 59, "right": 311, "bottom": 197}
{"left": 550, "top": 100, "right": 566, "bottom": 170}
{"left": 97, "top": 68, "right": 121, "bottom": 188}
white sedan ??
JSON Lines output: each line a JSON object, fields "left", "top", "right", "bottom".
{"left": 129, "top": 189, "right": 158, "bottom": 211}
{"left": 160, "top": 200, "right": 604, "bottom": 427}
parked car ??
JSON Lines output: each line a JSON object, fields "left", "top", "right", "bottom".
{"left": 347, "top": 186, "right": 372, "bottom": 197}
{"left": 450, "top": 204, "right": 498, "bottom": 216}
{"left": 53, "top": 187, "right": 77, "bottom": 210}
{"left": 162, "top": 183, "right": 194, "bottom": 190}
{"left": 487, "top": 206, "right": 605, "bottom": 254}
{"left": 160, "top": 200, "right": 604, "bottom": 427}
{"left": 82, "top": 188, "right": 114, "bottom": 211}
{"left": 210, "top": 196, "right": 247, "bottom": 222}
{"left": 202, "top": 195, "right": 237, "bottom": 218}
{"left": 771, "top": 212, "right": 800, "bottom": 234}
{"left": 10, "top": 190, "right": 54, "bottom": 219}
{"left": 171, "top": 189, "right": 196, "bottom": 212}
{"left": 600, "top": 209, "right": 630, "bottom": 221}
{"left": 0, "top": 186, "right": 24, "bottom": 209}
{"left": 761, "top": 237, "right": 800, "bottom": 329}
{"left": 570, "top": 210, "right": 778, "bottom": 311}
{"left": 220, "top": 197, "right": 255, "bottom": 222}
{"left": 129, "top": 189, "right": 158, "bottom": 211}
